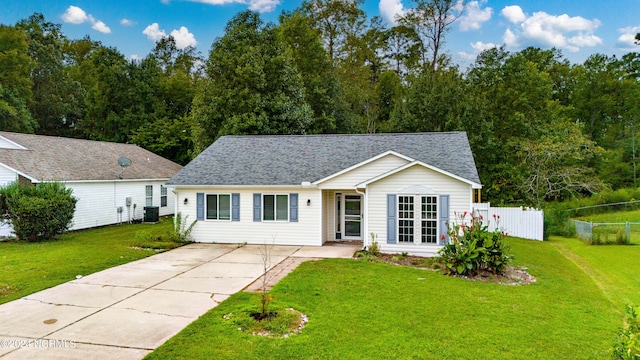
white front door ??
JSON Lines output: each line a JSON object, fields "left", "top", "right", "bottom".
{"left": 342, "top": 194, "right": 362, "bottom": 240}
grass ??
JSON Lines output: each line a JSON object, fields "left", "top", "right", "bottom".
{"left": 575, "top": 209, "right": 640, "bottom": 224}
{"left": 0, "top": 219, "right": 179, "bottom": 304}
{"left": 147, "top": 237, "right": 633, "bottom": 359}
{"left": 549, "top": 236, "right": 640, "bottom": 307}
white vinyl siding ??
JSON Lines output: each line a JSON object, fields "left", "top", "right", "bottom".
{"left": 175, "top": 187, "right": 322, "bottom": 246}
{"left": 64, "top": 180, "right": 175, "bottom": 231}
{"left": 0, "top": 165, "right": 18, "bottom": 186}
{"left": 317, "top": 154, "right": 410, "bottom": 189}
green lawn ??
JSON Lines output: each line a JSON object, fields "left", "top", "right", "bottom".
{"left": 575, "top": 208, "right": 640, "bottom": 224}
{"left": 147, "top": 237, "right": 635, "bottom": 359}
{"left": 0, "top": 219, "right": 178, "bottom": 304}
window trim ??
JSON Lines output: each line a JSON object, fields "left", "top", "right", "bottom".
{"left": 262, "top": 194, "right": 289, "bottom": 222}
{"left": 205, "top": 193, "right": 232, "bottom": 221}
{"left": 397, "top": 195, "right": 414, "bottom": 243}
{"left": 420, "top": 195, "right": 438, "bottom": 244}
{"left": 160, "top": 185, "right": 168, "bottom": 207}
{"left": 145, "top": 185, "right": 153, "bottom": 207}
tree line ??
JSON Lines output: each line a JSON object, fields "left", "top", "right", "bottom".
{"left": 1, "top": 0, "right": 639, "bottom": 208}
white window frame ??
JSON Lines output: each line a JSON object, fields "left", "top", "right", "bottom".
{"left": 145, "top": 185, "right": 153, "bottom": 207}
{"left": 421, "top": 195, "right": 438, "bottom": 244}
{"left": 206, "top": 194, "right": 231, "bottom": 221}
{"left": 397, "top": 194, "right": 438, "bottom": 245}
{"left": 160, "top": 185, "right": 168, "bottom": 207}
{"left": 263, "top": 194, "right": 289, "bottom": 222}
{"left": 398, "top": 195, "right": 414, "bottom": 243}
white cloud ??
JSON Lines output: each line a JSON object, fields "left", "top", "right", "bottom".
{"left": 61, "top": 6, "right": 110, "bottom": 34}
{"left": 501, "top": 5, "right": 526, "bottom": 23}
{"left": 247, "top": 0, "right": 280, "bottom": 12}
{"left": 143, "top": 23, "right": 167, "bottom": 42}
{"left": 499, "top": 7, "right": 602, "bottom": 53}
{"left": 187, "top": 0, "right": 280, "bottom": 13}
{"left": 503, "top": 28, "right": 518, "bottom": 47}
{"left": 92, "top": 20, "right": 111, "bottom": 34}
{"left": 471, "top": 41, "right": 497, "bottom": 52}
{"left": 171, "top": 26, "right": 198, "bottom": 48}
{"left": 379, "top": 0, "right": 405, "bottom": 24}
{"left": 617, "top": 25, "right": 640, "bottom": 49}
{"left": 144, "top": 23, "right": 197, "bottom": 49}
{"left": 459, "top": 1, "right": 492, "bottom": 32}
{"left": 120, "top": 18, "right": 135, "bottom": 27}
{"left": 458, "top": 41, "right": 498, "bottom": 60}
{"left": 61, "top": 6, "right": 88, "bottom": 24}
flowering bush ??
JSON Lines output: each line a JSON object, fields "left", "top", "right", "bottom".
{"left": 438, "top": 212, "right": 512, "bottom": 276}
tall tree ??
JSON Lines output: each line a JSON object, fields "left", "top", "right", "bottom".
{"left": 301, "top": 0, "right": 366, "bottom": 62}
{"left": 16, "top": 13, "right": 83, "bottom": 137}
{"left": 0, "top": 25, "right": 36, "bottom": 132}
{"left": 130, "top": 36, "right": 202, "bottom": 164}
{"left": 399, "top": 0, "right": 466, "bottom": 70}
{"left": 192, "top": 11, "right": 313, "bottom": 152}
{"left": 278, "top": 10, "right": 352, "bottom": 133}
{"left": 395, "top": 65, "right": 466, "bottom": 132}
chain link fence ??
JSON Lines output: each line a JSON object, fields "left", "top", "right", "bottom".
{"left": 570, "top": 220, "right": 637, "bottom": 245}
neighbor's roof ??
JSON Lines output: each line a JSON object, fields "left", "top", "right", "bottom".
{"left": 167, "top": 132, "right": 480, "bottom": 186}
{"left": 0, "top": 132, "right": 182, "bottom": 182}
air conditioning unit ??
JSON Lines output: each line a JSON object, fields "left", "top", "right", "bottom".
{"left": 143, "top": 206, "right": 159, "bottom": 223}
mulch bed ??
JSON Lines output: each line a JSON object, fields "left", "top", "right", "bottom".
{"left": 368, "top": 253, "right": 536, "bottom": 286}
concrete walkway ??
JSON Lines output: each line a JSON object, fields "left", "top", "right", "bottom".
{"left": 0, "top": 243, "right": 359, "bottom": 359}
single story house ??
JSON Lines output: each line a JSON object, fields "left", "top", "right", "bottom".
{"left": 166, "top": 132, "right": 482, "bottom": 256}
{"left": 0, "top": 132, "right": 182, "bottom": 235}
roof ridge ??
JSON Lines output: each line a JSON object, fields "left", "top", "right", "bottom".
{"left": 0, "top": 131, "right": 140, "bottom": 147}
{"left": 221, "top": 132, "right": 464, "bottom": 139}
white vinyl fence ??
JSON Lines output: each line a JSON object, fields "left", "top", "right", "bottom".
{"left": 473, "top": 203, "right": 544, "bottom": 241}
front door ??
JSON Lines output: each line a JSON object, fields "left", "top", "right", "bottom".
{"left": 343, "top": 194, "right": 362, "bottom": 239}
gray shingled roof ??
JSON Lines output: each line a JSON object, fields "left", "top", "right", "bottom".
{"left": 0, "top": 132, "right": 182, "bottom": 181}
{"left": 167, "top": 132, "right": 481, "bottom": 186}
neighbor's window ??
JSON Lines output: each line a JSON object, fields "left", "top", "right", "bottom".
{"left": 263, "top": 194, "right": 288, "bottom": 221}
{"left": 145, "top": 185, "right": 153, "bottom": 206}
{"left": 206, "top": 194, "right": 231, "bottom": 220}
{"left": 160, "top": 186, "right": 168, "bottom": 207}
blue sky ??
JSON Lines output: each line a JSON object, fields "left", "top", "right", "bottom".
{"left": 1, "top": 0, "right": 639, "bottom": 66}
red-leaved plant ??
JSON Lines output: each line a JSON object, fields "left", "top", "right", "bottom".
{"left": 438, "top": 211, "right": 512, "bottom": 276}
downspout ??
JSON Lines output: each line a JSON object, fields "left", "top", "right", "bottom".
{"left": 171, "top": 187, "right": 178, "bottom": 231}
{"left": 355, "top": 187, "right": 367, "bottom": 250}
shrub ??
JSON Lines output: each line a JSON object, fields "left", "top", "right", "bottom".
{"left": 0, "top": 182, "right": 77, "bottom": 242}
{"left": 166, "top": 212, "right": 196, "bottom": 243}
{"left": 612, "top": 305, "right": 640, "bottom": 359}
{"left": 438, "top": 212, "right": 512, "bottom": 276}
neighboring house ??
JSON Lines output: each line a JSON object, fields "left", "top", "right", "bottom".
{"left": 167, "top": 132, "right": 482, "bottom": 256}
{"left": 0, "top": 132, "right": 182, "bottom": 235}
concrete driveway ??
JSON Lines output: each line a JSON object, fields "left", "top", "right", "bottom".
{"left": 0, "top": 243, "right": 359, "bottom": 359}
